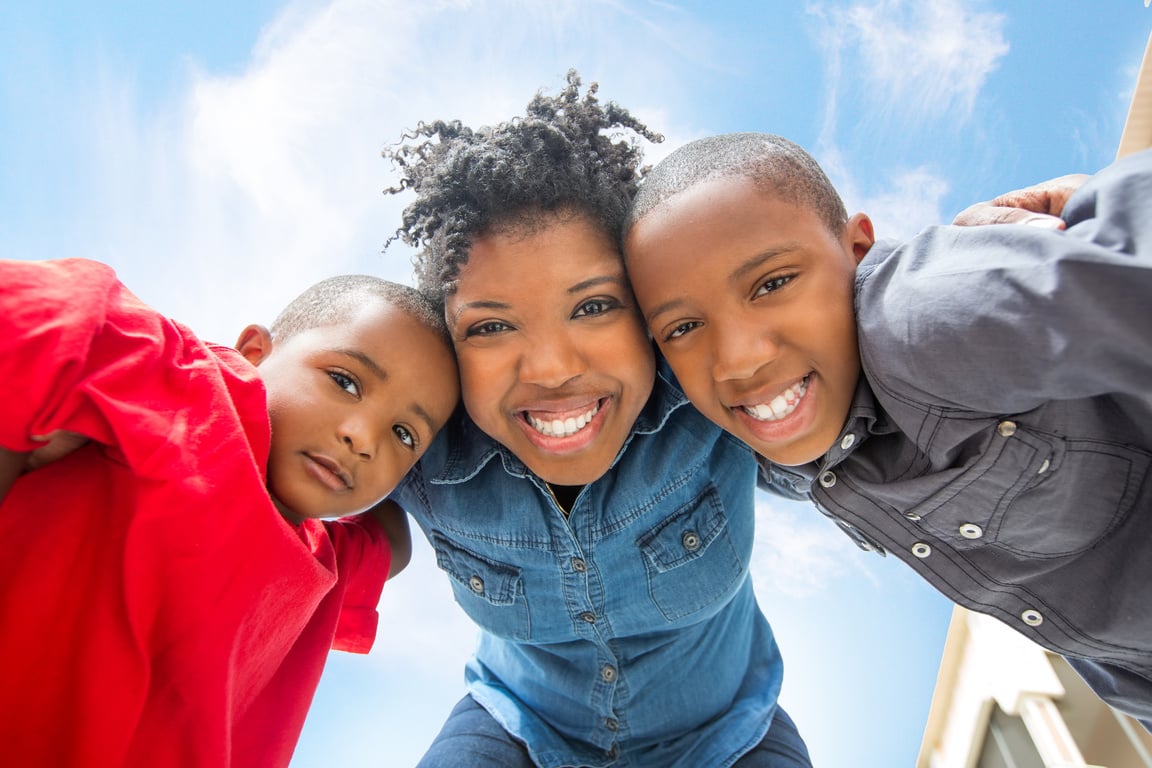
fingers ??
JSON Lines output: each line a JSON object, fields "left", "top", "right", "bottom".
{"left": 0, "top": 446, "right": 29, "bottom": 504}
{"left": 26, "top": 430, "right": 91, "bottom": 470}
{"left": 953, "top": 203, "right": 1067, "bottom": 229}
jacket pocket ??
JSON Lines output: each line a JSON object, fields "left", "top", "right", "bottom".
{"left": 913, "top": 421, "right": 1148, "bottom": 557}
{"left": 430, "top": 532, "right": 531, "bottom": 640}
{"left": 638, "top": 483, "right": 743, "bottom": 621}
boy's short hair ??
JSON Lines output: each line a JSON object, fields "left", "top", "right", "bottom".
{"left": 270, "top": 275, "right": 449, "bottom": 345}
{"left": 626, "top": 133, "right": 848, "bottom": 238}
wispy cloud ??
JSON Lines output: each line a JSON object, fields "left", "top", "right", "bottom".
{"left": 58, "top": 0, "right": 696, "bottom": 343}
{"left": 750, "top": 493, "right": 875, "bottom": 599}
{"left": 811, "top": 0, "right": 1008, "bottom": 123}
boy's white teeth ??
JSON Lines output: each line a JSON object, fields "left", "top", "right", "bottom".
{"left": 742, "top": 378, "right": 808, "bottom": 421}
{"left": 528, "top": 402, "right": 600, "bottom": 438}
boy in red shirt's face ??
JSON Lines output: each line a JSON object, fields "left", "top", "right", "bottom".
{"left": 237, "top": 280, "right": 459, "bottom": 524}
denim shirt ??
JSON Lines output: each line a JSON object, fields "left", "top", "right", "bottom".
{"left": 393, "top": 362, "right": 783, "bottom": 768}
{"left": 761, "top": 148, "right": 1152, "bottom": 719}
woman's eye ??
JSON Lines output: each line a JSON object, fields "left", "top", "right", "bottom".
{"left": 393, "top": 425, "right": 415, "bottom": 448}
{"left": 328, "top": 371, "right": 360, "bottom": 397}
{"left": 755, "top": 275, "right": 794, "bottom": 296}
{"left": 664, "top": 320, "right": 702, "bottom": 341}
{"left": 573, "top": 298, "right": 619, "bottom": 318}
{"left": 465, "top": 320, "right": 512, "bottom": 337}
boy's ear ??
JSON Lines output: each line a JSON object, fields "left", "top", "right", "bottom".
{"left": 846, "top": 213, "right": 875, "bottom": 264}
{"left": 235, "top": 324, "right": 274, "bottom": 366}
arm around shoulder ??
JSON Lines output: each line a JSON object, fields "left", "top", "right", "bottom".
{"left": 368, "top": 499, "right": 412, "bottom": 578}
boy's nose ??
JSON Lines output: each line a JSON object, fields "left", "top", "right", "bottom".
{"left": 711, "top": 320, "right": 779, "bottom": 383}
{"left": 340, "top": 417, "right": 380, "bottom": 461}
{"left": 517, "top": 332, "right": 588, "bottom": 388}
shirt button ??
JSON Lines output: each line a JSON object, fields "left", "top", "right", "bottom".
{"left": 572, "top": 557, "right": 587, "bottom": 573}
{"left": 818, "top": 470, "right": 837, "bottom": 488}
{"left": 469, "top": 575, "right": 485, "bottom": 594}
{"left": 997, "top": 420, "right": 1017, "bottom": 438}
{"left": 580, "top": 611, "right": 597, "bottom": 624}
{"left": 959, "top": 523, "right": 983, "bottom": 539}
{"left": 1021, "top": 609, "right": 1043, "bottom": 627}
{"left": 605, "top": 717, "right": 619, "bottom": 731}
{"left": 840, "top": 433, "right": 856, "bottom": 450}
{"left": 682, "top": 531, "right": 701, "bottom": 551}
{"left": 601, "top": 665, "right": 617, "bottom": 682}
{"left": 911, "top": 542, "right": 932, "bottom": 558}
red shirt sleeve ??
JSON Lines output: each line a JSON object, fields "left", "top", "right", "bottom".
{"left": 0, "top": 259, "right": 217, "bottom": 479}
{"left": 323, "top": 512, "right": 392, "bottom": 653}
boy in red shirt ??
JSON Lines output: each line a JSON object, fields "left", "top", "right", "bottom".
{"left": 0, "top": 258, "right": 459, "bottom": 767}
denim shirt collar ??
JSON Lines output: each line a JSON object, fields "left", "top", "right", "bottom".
{"left": 429, "top": 356, "right": 688, "bottom": 486}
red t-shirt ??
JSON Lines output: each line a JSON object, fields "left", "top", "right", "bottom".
{"left": 0, "top": 258, "right": 390, "bottom": 767}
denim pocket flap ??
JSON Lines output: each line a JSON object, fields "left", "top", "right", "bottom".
{"left": 638, "top": 490, "right": 727, "bottom": 573}
{"left": 431, "top": 533, "right": 522, "bottom": 606}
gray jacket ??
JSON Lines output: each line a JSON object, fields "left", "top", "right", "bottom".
{"left": 761, "top": 148, "right": 1152, "bottom": 720}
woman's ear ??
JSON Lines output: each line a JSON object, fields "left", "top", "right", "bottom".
{"left": 846, "top": 213, "right": 875, "bottom": 264}
{"left": 235, "top": 324, "right": 274, "bottom": 366}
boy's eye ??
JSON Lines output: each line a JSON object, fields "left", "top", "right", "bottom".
{"left": 572, "top": 297, "right": 620, "bottom": 318}
{"left": 393, "top": 424, "right": 415, "bottom": 449}
{"left": 663, "top": 320, "right": 702, "bottom": 342}
{"left": 754, "top": 275, "right": 794, "bottom": 297}
{"left": 328, "top": 371, "right": 360, "bottom": 397}
{"left": 465, "top": 320, "right": 512, "bottom": 338}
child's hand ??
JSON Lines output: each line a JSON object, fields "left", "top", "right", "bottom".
{"left": 26, "top": 430, "right": 90, "bottom": 470}
{"left": 0, "top": 446, "right": 28, "bottom": 504}
{"left": 953, "top": 173, "right": 1089, "bottom": 230}
{"left": 0, "top": 431, "right": 90, "bottom": 504}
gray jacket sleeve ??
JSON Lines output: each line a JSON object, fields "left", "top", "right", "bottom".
{"left": 856, "top": 148, "right": 1152, "bottom": 415}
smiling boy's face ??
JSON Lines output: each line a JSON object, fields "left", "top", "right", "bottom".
{"left": 625, "top": 175, "right": 874, "bottom": 466}
{"left": 238, "top": 302, "right": 459, "bottom": 522}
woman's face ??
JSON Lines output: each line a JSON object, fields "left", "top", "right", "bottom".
{"left": 445, "top": 212, "right": 656, "bottom": 485}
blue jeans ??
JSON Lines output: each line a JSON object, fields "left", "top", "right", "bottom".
{"left": 415, "top": 695, "right": 812, "bottom": 768}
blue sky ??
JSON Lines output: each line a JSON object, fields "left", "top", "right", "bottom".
{"left": 2, "top": 1, "right": 1149, "bottom": 765}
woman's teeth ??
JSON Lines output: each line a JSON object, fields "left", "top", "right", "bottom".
{"left": 527, "top": 402, "right": 600, "bottom": 437}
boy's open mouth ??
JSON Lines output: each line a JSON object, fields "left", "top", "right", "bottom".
{"left": 740, "top": 375, "right": 809, "bottom": 422}
{"left": 524, "top": 400, "right": 603, "bottom": 438}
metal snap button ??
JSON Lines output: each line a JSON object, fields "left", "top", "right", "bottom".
{"left": 959, "top": 523, "right": 983, "bottom": 539}
{"left": 997, "top": 420, "right": 1017, "bottom": 437}
{"left": 911, "top": 542, "right": 932, "bottom": 558}
{"left": 1021, "top": 609, "right": 1043, "bottom": 627}
{"left": 682, "top": 531, "right": 701, "bottom": 551}
{"left": 840, "top": 433, "right": 856, "bottom": 450}
{"left": 818, "top": 470, "right": 837, "bottom": 488}
{"left": 469, "top": 575, "right": 485, "bottom": 594}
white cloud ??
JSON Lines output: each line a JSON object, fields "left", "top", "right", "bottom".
{"left": 72, "top": 0, "right": 698, "bottom": 343}
{"left": 811, "top": 0, "right": 1008, "bottom": 122}
{"left": 749, "top": 492, "right": 875, "bottom": 599}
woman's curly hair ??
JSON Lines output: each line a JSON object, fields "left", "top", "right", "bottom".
{"left": 383, "top": 69, "right": 662, "bottom": 302}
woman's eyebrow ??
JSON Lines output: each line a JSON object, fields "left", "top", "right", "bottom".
{"left": 449, "top": 299, "right": 510, "bottom": 325}
{"left": 568, "top": 275, "right": 627, "bottom": 295}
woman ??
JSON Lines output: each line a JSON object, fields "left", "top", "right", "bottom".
{"left": 384, "top": 71, "right": 811, "bottom": 768}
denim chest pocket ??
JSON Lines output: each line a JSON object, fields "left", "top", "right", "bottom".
{"left": 638, "top": 483, "right": 743, "bottom": 621}
{"left": 911, "top": 421, "right": 1149, "bottom": 557}
{"left": 430, "top": 532, "right": 531, "bottom": 640}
